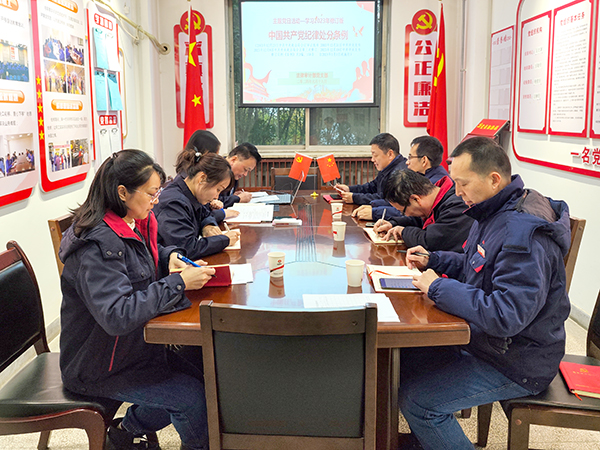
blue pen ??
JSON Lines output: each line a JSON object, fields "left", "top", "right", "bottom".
{"left": 177, "top": 254, "right": 201, "bottom": 267}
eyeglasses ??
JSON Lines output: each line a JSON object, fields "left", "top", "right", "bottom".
{"left": 407, "top": 154, "right": 421, "bottom": 160}
{"left": 135, "top": 187, "right": 163, "bottom": 203}
{"left": 402, "top": 204, "right": 408, "bottom": 215}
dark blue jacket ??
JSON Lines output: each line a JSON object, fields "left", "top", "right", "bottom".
{"left": 370, "top": 164, "right": 448, "bottom": 221}
{"left": 426, "top": 175, "right": 571, "bottom": 392}
{"left": 154, "top": 174, "right": 230, "bottom": 259}
{"left": 396, "top": 176, "right": 473, "bottom": 252}
{"left": 209, "top": 179, "right": 240, "bottom": 222}
{"left": 59, "top": 210, "right": 190, "bottom": 396}
{"left": 349, "top": 154, "right": 407, "bottom": 205}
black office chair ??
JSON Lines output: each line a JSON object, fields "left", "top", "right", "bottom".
{"left": 200, "top": 301, "right": 377, "bottom": 450}
{"left": 0, "top": 241, "right": 121, "bottom": 450}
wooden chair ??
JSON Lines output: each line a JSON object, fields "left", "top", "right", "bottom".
{"left": 0, "top": 241, "right": 121, "bottom": 450}
{"left": 270, "top": 167, "right": 322, "bottom": 191}
{"left": 48, "top": 213, "right": 73, "bottom": 276}
{"left": 475, "top": 216, "right": 588, "bottom": 448}
{"left": 200, "top": 301, "right": 377, "bottom": 450}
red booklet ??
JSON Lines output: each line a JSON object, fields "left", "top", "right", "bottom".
{"left": 204, "top": 264, "right": 232, "bottom": 287}
{"left": 171, "top": 264, "right": 232, "bottom": 288}
{"left": 559, "top": 361, "right": 600, "bottom": 399}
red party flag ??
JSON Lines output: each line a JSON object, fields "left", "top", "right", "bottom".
{"left": 288, "top": 153, "right": 312, "bottom": 182}
{"left": 183, "top": 7, "right": 207, "bottom": 147}
{"left": 426, "top": 4, "right": 448, "bottom": 169}
{"left": 316, "top": 153, "right": 340, "bottom": 183}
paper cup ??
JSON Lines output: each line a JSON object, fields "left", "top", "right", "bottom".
{"left": 345, "top": 260, "right": 365, "bottom": 287}
{"left": 332, "top": 221, "right": 347, "bottom": 241}
{"left": 268, "top": 251, "right": 285, "bottom": 277}
{"left": 331, "top": 202, "right": 343, "bottom": 221}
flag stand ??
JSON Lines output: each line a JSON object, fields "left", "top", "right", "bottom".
{"left": 311, "top": 157, "right": 318, "bottom": 198}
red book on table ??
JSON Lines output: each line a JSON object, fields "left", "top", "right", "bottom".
{"left": 559, "top": 360, "right": 600, "bottom": 399}
{"left": 171, "top": 264, "right": 232, "bottom": 288}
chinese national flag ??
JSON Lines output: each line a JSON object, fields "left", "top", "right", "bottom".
{"left": 288, "top": 153, "right": 312, "bottom": 182}
{"left": 316, "top": 153, "right": 340, "bottom": 183}
{"left": 183, "top": 8, "right": 206, "bottom": 147}
{"left": 426, "top": 4, "right": 448, "bottom": 169}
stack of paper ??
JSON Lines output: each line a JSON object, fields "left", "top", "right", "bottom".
{"left": 272, "top": 218, "right": 302, "bottom": 226}
{"left": 302, "top": 293, "right": 400, "bottom": 322}
{"left": 366, "top": 265, "right": 421, "bottom": 293}
{"left": 225, "top": 204, "right": 274, "bottom": 223}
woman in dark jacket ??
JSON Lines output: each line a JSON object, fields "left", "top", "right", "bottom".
{"left": 154, "top": 151, "right": 240, "bottom": 260}
{"left": 59, "top": 149, "right": 213, "bottom": 450}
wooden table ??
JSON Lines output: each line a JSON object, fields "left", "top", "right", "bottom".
{"left": 145, "top": 192, "right": 470, "bottom": 450}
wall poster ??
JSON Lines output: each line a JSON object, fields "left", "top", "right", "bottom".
{"left": 548, "top": 0, "right": 592, "bottom": 137}
{"left": 590, "top": 0, "right": 600, "bottom": 138}
{"left": 87, "top": 2, "right": 124, "bottom": 163}
{"left": 31, "top": 0, "right": 92, "bottom": 192}
{"left": 517, "top": 11, "right": 551, "bottom": 134}
{"left": 488, "top": 26, "right": 513, "bottom": 121}
{"left": 403, "top": 9, "right": 437, "bottom": 127}
{"left": 174, "top": 9, "right": 214, "bottom": 129}
{"left": 0, "top": 0, "right": 38, "bottom": 207}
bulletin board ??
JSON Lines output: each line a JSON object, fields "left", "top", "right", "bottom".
{"left": 31, "top": 0, "right": 92, "bottom": 192}
{"left": 512, "top": 0, "right": 600, "bottom": 178}
{"left": 86, "top": 2, "right": 124, "bottom": 163}
{"left": 0, "top": 0, "right": 38, "bottom": 207}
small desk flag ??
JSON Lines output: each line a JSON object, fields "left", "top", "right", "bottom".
{"left": 316, "top": 154, "right": 340, "bottom": 183}
{"left": 288, "top": 153, "right": 312, "bottom": 182}
{"left": 183, "top": 8, "right": 207, "bottom": 146}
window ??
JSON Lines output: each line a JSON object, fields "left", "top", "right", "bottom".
{"left": 230, "top": 0, "right": 384, "bottom": 149}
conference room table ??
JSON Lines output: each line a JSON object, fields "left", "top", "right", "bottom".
{"left": 144, "top": 192, "right": 470, "bottom": 450}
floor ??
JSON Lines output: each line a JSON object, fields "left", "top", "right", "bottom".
{"left": 1, "top": 319, "right": 598, "bottom": 449}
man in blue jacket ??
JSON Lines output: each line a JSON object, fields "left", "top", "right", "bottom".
{"left": 335, "top": 132, "right": 407, "bottom": 204}
{"left": 400, "top": 136, "right": 571, "bottom": 450}
{"left": 353, "top": 135, "right": 448, "bottom": 221}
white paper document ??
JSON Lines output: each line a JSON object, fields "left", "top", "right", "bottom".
{"left": 230, "top": 263, "right": 254, "bottom": 284}
{"left": 302, "top": 293, "right": 400, "bottom": 323}
{"left": 250, "top": 195, "right": 280, "bottom": 203}
{"left": 251, "top": 191, "right": 269, "bottom": 198}
{"left": 225, "top": 204, "right": 274, "bottom": 223}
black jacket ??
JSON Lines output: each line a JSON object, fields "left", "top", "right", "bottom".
{"left": 349, "top": 154, "right": 408, "bottom": 204}
{"left": 154, "top": 174, "right": 229, "bottom": 259}
{"left": 59, "top": 210, "right": 190, "bottom": 396}
{"left": 394, "top": 176, "right": 473, "bottom": 252}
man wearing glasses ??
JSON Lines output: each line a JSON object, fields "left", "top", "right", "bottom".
{"left": 373, "top": 169, "right": 473, "bottom": 252}
{"left": 352, "top": 135, "right": 448, "bottom": 221}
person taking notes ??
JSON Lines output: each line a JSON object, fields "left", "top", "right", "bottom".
{"left": 59, "top": 149, "right": 214, "bottom": 450}
{"left": 399, "top": 137, "right": 571, "bottom": 450}
{"left": 154, "top": 152, "right": 240, "bottom": 259}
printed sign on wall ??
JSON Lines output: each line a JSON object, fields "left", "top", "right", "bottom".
{"left": 488, "top": 26, "right": 513, "bottom": 121}
{"left": 31, "top": 0, "right": 92, "bottom": 192}
{"left": 403, "top": 9, "right": 438, "bottom": 128}
{"left": 0, "top": 0, "right": 38, "bottom": 207}
{"left": 174, "top": 9, "right": 214, "bottom": 129}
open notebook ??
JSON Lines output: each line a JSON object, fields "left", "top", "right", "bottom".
{"left": 363, "top": 227, "right": 403, "bottom": 245}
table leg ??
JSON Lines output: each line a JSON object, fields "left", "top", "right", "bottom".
{"left": 376, "top": 348, "right": 400, "bottom": 450}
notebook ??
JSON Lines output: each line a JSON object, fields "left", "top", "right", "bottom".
{"left": 363, "top": 227, "right": 404, "bottom": 245}
{"left": 262, "top": 178, "right": 302, "bottom": 205}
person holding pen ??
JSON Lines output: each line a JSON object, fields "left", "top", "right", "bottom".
{"left": 372, "top": 169, "right": 474, "bottom": 252}
{"left": 209, "top": 143, "right": 263, "bottom": 219}
{"left": 59, "top": 149, "right": 214, "bottom": 450}
{"left": 397, "top": 137, "right": 571, "bottom": 450}
{"left": 154, "top": 152, "right": 241, "bottom": 259}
